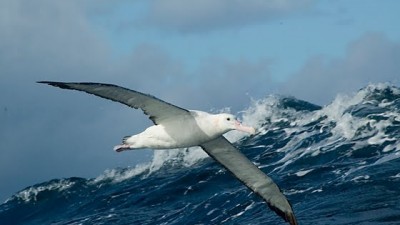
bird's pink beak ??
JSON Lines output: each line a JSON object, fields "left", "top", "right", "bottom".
{"left": 234, "top": 120, "right": 256, "bottom": 134}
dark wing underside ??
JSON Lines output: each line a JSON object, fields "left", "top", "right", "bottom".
{"left": 37, "top": 81, "right": 190, "bottom": 125}
{"left": 200, "top": 137, "right": 298, "bottom": 225}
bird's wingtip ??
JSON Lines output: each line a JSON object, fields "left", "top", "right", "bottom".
{"left": 37, "top": 81, "right": 58, "bottom": 85}
{"left": 269, "top": 204, "right": 298, "bottom": 225}
{"left": 37, "top": 81, "right": 72, "bottom": 89}
{"left": 286, "top": 212, "right": 298, "bottom": 225}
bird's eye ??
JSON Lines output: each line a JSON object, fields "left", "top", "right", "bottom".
{"left": 226, "top": 118, "right": 231, "bottom": 121}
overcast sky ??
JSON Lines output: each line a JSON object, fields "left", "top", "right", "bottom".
{"left": 1, "top": 0, "right": 399, "bottom": 201}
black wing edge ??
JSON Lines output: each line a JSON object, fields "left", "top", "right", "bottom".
{"left": 36, "top": 81, "right": 153, "bottom": 101}
{"left": 269, "top": 203, "right": 298, "bottom": 225}
{"left": 37, "top": 81, "right": 143, "bottom": 109}
{"left": 37, "top": 81, "right": 72, "bottom": 89}
{"left": 37, "top": 81, "right": 190, "bottom": 124}
{"left": 37, "top": 81, "right": 130, "bottom": 90}
{"left": 36, "top": 81, "right": 188, "bottom": 110}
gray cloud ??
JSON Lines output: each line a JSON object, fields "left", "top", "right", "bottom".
{"left": 280, "top": 32, "right": 400, "bottom": 104}
{"left": 187, "top": 57, "right": 272, "bottom": 111}
{"left": 144, "top": 0, "right": 316, "bottom": 32}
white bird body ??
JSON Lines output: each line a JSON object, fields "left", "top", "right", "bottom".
{"left": 38, "top": 81, "right": 297, "bottom": 225}
{"left": 122, "top": 110, "right": 255, "bottom": 150}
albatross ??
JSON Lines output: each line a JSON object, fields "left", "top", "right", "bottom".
{"left": 38, "top": 81, "right": 298, "bottom": 225}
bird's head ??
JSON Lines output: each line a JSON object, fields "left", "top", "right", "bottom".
{"left": 217, "top": 113, "right": 256, "bottom": 135}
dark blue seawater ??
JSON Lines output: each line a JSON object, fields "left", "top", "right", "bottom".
{"left": 1, "top": 83, "right": 400, "bottom": 225}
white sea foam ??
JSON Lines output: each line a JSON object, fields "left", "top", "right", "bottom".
{"left": 7, "top": 179, "right": 76, "bottom": 203}
{"left": 278, "top": 84, "right": 400, "bottom": 171}
{"left": 285, "top": 187, "right": 314, "bottom": 195}
{"left": 295, "top": 169, "right": 314, "bottom": 177}
{"left": 340, "top": 151, "right": 400, "bottom": 179}
{"left": 93, "top": 147, "right": 208, "bottom": 183}
{"left": 391, "top": 173, "right": 400, "bottom": 178}
{"left": 92, "top": 164, "right": 150, "bottom": 183}
{"left": 229, "top": 201, "right": 255, "bottom": 220}
{"left": 370, "top": 152, "right": 400, "bottom": 167}
{"left": 351, "top": 175, "right": 370, "bottom": 183}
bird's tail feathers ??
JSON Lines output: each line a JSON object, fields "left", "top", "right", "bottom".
{"left": 122, "top": 136, "right": 130, "bottom": 144}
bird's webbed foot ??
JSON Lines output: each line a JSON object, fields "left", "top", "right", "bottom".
{"left": 113, "top": 144, "right": 131, "bottom": 152}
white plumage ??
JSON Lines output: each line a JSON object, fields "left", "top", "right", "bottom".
{"left": 116, "top": 110, "right": 255, "bottom": 151}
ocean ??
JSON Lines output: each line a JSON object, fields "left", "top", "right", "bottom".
{"left": 1, "top": 83, "right": 400, "bottom": 225}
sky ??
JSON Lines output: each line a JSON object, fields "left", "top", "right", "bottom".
{"left": 1, "top": 0, "right": 400, "bottom": 201}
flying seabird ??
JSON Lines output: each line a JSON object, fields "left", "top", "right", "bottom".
{"left": 38, "top": 81, "right": 298, "bottom": 225}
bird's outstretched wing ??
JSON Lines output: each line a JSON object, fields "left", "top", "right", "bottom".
{"left": 200, "top": 137, "right": 297, "bottom": 225}
{"left": 37, "top": 81, "right": 190, "bottom": 125}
